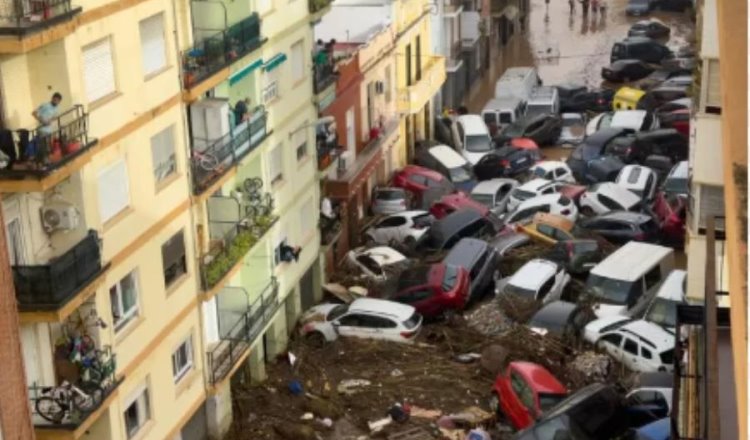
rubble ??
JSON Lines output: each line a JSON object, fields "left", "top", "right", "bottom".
{"left": 463, "top": 298, "right": 512, "bottom": 335}
{"left": 569, "top": 351, "right": 613, "bottom": 383}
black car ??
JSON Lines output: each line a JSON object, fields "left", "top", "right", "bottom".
{"left": 628, "top": 20, "right": 671, "bottom": 39}
{"left": 443, "top": 238, "right": 498, "bottom": 301}
{"left": 555, "top": 83, "right": 588, "bottom": 105}
{"left": 473, "top": 146, "right": 535, "bottom": 180}
{"left": 653, "top": 0, "right": 692, "bottom": 11}
{"left": 602, "top": 60, "right": 655, "bottom": 83}
{"left": 567, "top": 128, "right": 630, "bottom": 182}
{"left": 638, "top": 68, "right": 692, "bottom": 90}
{"left": 417, "top": 208, "right": 501, "bottom": 253}
{"left": 605, "top": 128, "right": 688, "bottom": 163}
{"left": 560, "top": 89, "right": 615, "bottom": 113}
{"left": 545, "top": 239, "right": 605, "bottom": 275}
{"left": 527, "top": 300, "right": 595, "bottom": 339}
{"left": 611, "top": 37, "right": 673, "bottom": 64}
{"left": 579, "top": 211, "right": 660, "bottom": 244}
{"left": 495, "top": 113, "right": 563, "bottom": 146}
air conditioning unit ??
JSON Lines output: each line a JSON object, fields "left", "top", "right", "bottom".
{"left": 41, "top": 202, "right": 80, "bottom": 233}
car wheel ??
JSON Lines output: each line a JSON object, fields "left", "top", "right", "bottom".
{"left": 305, "top": 332, "right": 326, "bottom": 348}
{"left": 581, "top": 206, "right": 595, "bottom": 217}
{"left": 488, "top": 393, "right": 501, "bottom": 414}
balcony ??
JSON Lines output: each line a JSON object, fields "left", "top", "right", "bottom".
{"left": 200, "top": 195, "right": 278, "bottom": 292}
{"left": 182, "top": 13, "right": 264, "bottom": 95}
{"left": 29, "top": 345, "right": 121, "bottom": 438}
{"left": 308, "top": 0, "right": 333, "bottom": 22}
{"left": 316, "top": 117, "right": 342, "bottom": 176}
{"left": 207, "top": 279, "right": 280, "bottom": 385}
{"left": 0, "top": 0, "right": 81, "bottom": 38}
{"left": 0, "top": 105, "right": 97, "bottom": 192}
{"left": 13, "top": 230, "right": 110, "bottom": 321}
{"left": 313, "top": 57, "right": 337, "bottom": 96}
{"left": 397, "top": 56, "right": 447, "bottom": 115}
{"left": 191, "top": 107, "right": 269, "bottom": 197}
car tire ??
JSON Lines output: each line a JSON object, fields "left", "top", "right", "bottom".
{"left": 305, "top": 332, "right": 326, "bottom": 348}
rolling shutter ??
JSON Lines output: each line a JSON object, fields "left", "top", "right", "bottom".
{"left": 97, "top": 159, "right": 130, "bottom": 223}
{"left": 139, "top": 14, "right": 167, "bottom": 76}
{"left": 83, "top": 39, "right": 116, "bottom": 103}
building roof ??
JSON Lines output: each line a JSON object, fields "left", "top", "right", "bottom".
{"left": 314, "top": 4, "right": 391, "bottom": 43}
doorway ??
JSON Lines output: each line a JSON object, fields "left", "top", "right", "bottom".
{"left": 300, "top": 265, "right": 315, "bottom": 311}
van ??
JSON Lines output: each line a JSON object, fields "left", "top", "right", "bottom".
{"left": 482, "top": 97, "right": 525, "bottom": 136}
{"left": 494, "top": 67, "right": 541, "bottom": 101}
{"left": 586, "top": 242, "right": 675, "bottom": 318}
{"left": 416, "top": 144, "right": 477, "bottom": 192}
{"left": 611, "top": 37, "right": 672, "bottom": 64}
{"left": 524, "top": 86, "right": 560, "bottom": 117}
{"left": 451, "top": 115, "right": 494, "bottom": 165}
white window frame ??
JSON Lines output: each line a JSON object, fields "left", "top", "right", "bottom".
{"left": 138, "top": 13, "right": 167, "bottom": 77}
{"left": 97, "top": 159, "right": 130, "bottom": 224}
{"left": 110, "top": 270, "right": 140, "bottom": 332}
{"left": 82, "top": 38, "right": 117, "bottom": 103}
{"left": 150, "top": 125, "right": 177, "bottom": 184}
{"left": 291, "top": 40, "right": 305, "bottom": 82}
{"left": 123, "top": 383, "right": 151, "bottom": 439}
{"left": 269, "top": 144, "right": 284, "bottom": 184}
{"left": 172, "top": 336, "right": 193, "bottom": 382}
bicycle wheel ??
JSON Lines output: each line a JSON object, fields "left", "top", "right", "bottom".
{"left": 244, "top": 204, "right": 258, "bottom": 218}
{"left": 199, "top": 153, "right": 219, "bottom": 171}
{"left": 243, "top": 177, "right": 263, "bottom": 193}
{"left": 72, "top": 382, "right": 103, "bottom": 412}
{"left": 247, "top": 191, "right": 263, "bottom": 206}
{"left": 36, "top": 396, "right": 65, "bottom": 423}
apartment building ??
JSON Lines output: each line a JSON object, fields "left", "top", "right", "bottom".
{"left": 0, "top": 0, "right": 329, "bottom": 436}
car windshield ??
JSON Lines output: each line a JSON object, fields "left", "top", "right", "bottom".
{"left": 663, "top": 177, "right": 688, "bottom": 194}
{"left": 586, "top": 273, "right": 642, "bottom": 305}
{"left": 449, "top": 166, "right": 473, "bottom": 183}
{"left": 533, "top": 167, "right": 548, "bottom": 178}
{"left": 505, "top": 283, "right": 536, "bottom": 298}
{"left": 398, "top": 267, "right": 431, "bottom": 290}
{"left": 598, "top": 114, "right": 614, "bottom": 129}
{"left": 645, "top": 297, "right": 679, "bottom": 328}
{"left": 376, "top": 189, "right": 404, "bottom": 200}
{"left": 465, "top": 134, "right": 493, "bottom": 152}
{"left": 630, "top": 0, "right": 648, "bottom": 5}
{"left": 442, "top": 265, "right": 460, "bottom": 290}
{"left": 539, "top": 393, "right": 568, "bottom": 412}
{"left": 513, "top": 188, "right": 538, "bottom": 201}
{"left": 563, "top": 116, "right": 583, "bottom": 127}
{"left": 327, "top": 304, "right": 349, "bottom": 321}
{"left": 472, "top": 193, "right": 495, "bottom": 207}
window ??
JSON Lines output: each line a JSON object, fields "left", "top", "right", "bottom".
{"left": 598, "top": 194, "right": 623, "bottom": 211}
{"left": 269, "top": 144, "right": 284, "bottom": 184}
{"left": 299, "top": 197, "right": 314, "bottom": 237}
{"left": 415, "top": 35, "right": 421, "bottom": 81}
{"left": 644, "top": 266, "right": 662, "bottom": 290}
{"left": 695, "top": 184, "right": 725, "bottom": 231}
{"left": 469, "top": 251, "right": 488, "bottom": 279}
{"left": 296, "top": 141, "right": 307, "bottom": 161}
{"left": 408, "top": 174, "right": 427, "bottom": 185}
{"left": 161, "top": 230, "right": 187, "bottom": 288}
{"left": 538, "top": 277, "right": 555, "bottom": 300}
{"left": 172, "top": 336, "right": 193, "bottom": 382}
{"left": 150, "top": 125, "right": 176, "bottom": 184}
{"left": 600, "top": 333, "right": 622, "bottom": 347}
{"left": 291, "top": 40, "right": 304, "bottom": 82}
{"left": 704, "top": 59, "right": 721, "bottom": 113}
{"left": 510, "top": 372, "right": 535, "bottom": 411}
{"left": 384, "top": 65, "right": 392, "bottom": 102}
{"left": 623, "top": 338, "right": 639, "bottom": 355}
{"left": 124, "top": 385, "right": 151, "bottom": 438}
{"left": 97, "top": 160, "right": 130, "bottom": 223}
{"left": 377, "top": 216, "right": 407, "bottom": 228}
{"left": 338, "top": 314, "right": 367, "bottom": 327}
{"left": 110, "top": 270, "right": 139, "bottom": 332}
{"left": 405, "top": 44, "right": 412, "bottom": 86}
{"left": 641, "top": 347, "right": 653, "bottom": 359}
{"left": 262, "top": 80, "right": 279, "bottom": 103}
{"left": 139, "top": 14, "right": 167, "bottom": 77}
{"left": 83, "top": 38, "right": 116, "bottom": 103}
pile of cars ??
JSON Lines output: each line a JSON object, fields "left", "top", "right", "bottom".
{"left": 299, "top": 14, "right": 691, "bottom": 440}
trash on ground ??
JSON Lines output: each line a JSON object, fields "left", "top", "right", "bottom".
{"left": 336, "top": 379, "right": 371, "bottom": 395}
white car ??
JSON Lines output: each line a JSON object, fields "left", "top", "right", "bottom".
{"left": 346, "top": 246, "right": 408, "bottom": 281}
{"left": 558, "top": 112, "right": 586, "bottom": 146}
{"left": 529, "top": 161, "right": 576, "bottom": 183}
{"left": 298, "top": 298, "right": 422, "bottom": 344}
{"left": 626, "top": 372, "right": 674, "bottom": 413}
{"left": 640, "top": 269, "right": 686, "bottom": 331}
{"left": 504, "top": 193, "right": 579, "bottom": 224}
{"left": 507, "top": 178, "right": 566, "bottom": 212}
{"left": 579, "top": 182, "right": 642, "bottom": 216}
{"left": 470, "top": 178, "right": 519, "bottom": 215}
{"left": 584, "top": 318, "right": 675, "bottom": 372}
{"left": 615, "top": 165, "right": 659, "bottom": 200}
{"left": 364, "top": 210, "right": 434, "bottom": 245}
{"left": 496, "top": 258, "right": 570, "bottom": 304}
{"left": 585, "top": 110, "right": 659, "bottom": 136}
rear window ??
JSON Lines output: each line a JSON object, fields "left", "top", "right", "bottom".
{"left": 403, "top": 312, "right": 421, "bottom": 329}
{"left": 645, "top": 297, "right": 679, "bottom": 328}
{"left": 397, "top": 267, "right": 431, "bottom": 290}
{"left": 626, "top": 167, "right": 642, "bottom": 184}
{"left": 376, "top": 189, "right": 405, "bottom": 200}
{"left": 664, "top": 177, "right": 688, "bottom": 194}
{"left": 499, "top": 111, "right": 513, "bottom": 124}
{"left": 483, "top": 113, "right": 496, "bottom": 125}
{"left": 660, "top": 349, "right": 674, "bottom": 365}
{"left": 472, "top": 193, "right": 495, "bottom": 207}
{"left": 442, "top": 265, "right": 460, "bottom": 290}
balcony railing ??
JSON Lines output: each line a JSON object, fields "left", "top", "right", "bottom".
{"left": 207, "top": 279, "right": 279, "bottom": 384}
{"left": 182, "top": 13, "right": 263, "bottom": 89}
{"left": 313, "top": 59, "right": 337, "bottom": 94}
{"left": 308, "top": 0, "right": 333, "bottom": 14}
{"left": 0, "top": 0, "right": 81, "bottom": 35}
{"left": 191, "top": 107, "right": 268, "bottom": 195}
{"left": 13, "top": 230, "right": 106, "bottom": 311}
{"left": 0, "top": 105, "right": 96, "bottom": 180}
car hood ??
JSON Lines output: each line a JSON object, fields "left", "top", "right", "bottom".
{"left": 299, "top": 304, "right": 340, "bottom": 324}
{"left": 592, "top": 303, "right": 629, "bottom": 319}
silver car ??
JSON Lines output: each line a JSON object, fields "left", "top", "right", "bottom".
{"left": 470, "top": 178, "right": 518, "bottom": 215}
{"left": 371, "top": 187, "right": 409, "bottom": 215}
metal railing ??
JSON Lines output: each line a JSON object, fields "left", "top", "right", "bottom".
{"left": 0, "top": 0, "right": 79, "bottom": 34}
{"left": 13, "top": 230, "right": 104, "bottom": 311}
{"left": 308, "top": 0, "right": 332, "bottom": 14}
{"left": 182, "top": 13, "right": 262, "bottom": 89}
{"left": 313, "top": 59, "right": 336, "bottom": 94}
{"left": 207, "top": 279, "right": 279, "bottom": 384}
{"left": 190, "top": 107, "right": 268, "bottom": 195}
{"left": 0, "top": 105, "right": 96, "bottom": 179}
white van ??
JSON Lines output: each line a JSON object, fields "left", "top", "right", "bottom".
{"left": 481, "top": 97, "right": 526, "bottom": 136}
{"left": 494, "top": 67, "right": 541, "bottom": 101}
{"left": 416, "top": 144, "right": 476, "bottom": 192}
{"left": 525, "top": 86, "right": 560, "bottom": 118}
{"left": 586, "top": 242, "right": 675, "bottom": 318}
{"left": 452, "top": 115, "right": 494, "bottom": 165}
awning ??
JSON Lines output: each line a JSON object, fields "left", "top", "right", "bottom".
{"left": 229, "top": 58, "right": 264, "bottom": 86}
{"left": 503, "top": 5, "right": 519, "bottom": 20}
{"left": 263, "top": 53, "right": 287, "bottom": 72}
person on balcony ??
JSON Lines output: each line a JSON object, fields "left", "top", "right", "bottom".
{"left": 28, "top": 92, "right": 62, "bottom": 166}
{"left": 233, "top": 98, "right": 252, "bottom": 126}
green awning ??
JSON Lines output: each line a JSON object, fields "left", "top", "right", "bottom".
{"left": 230, "top": 58, "right": 264, "bottom": 86}
{"left": 263, "top": 53, "right": 287, "bottom": 72}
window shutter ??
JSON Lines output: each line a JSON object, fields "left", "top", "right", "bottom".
{"left": 83, "top": 39, "right": 116, "bottom": 103}
{"left": 139, "top": 14, "right": 167, "bottom": 76}
{"left": 150, "top": 126, "right": 176, "bottom": 181}
{"left": 97, "top": 160, "right": 130, "bottom": 223}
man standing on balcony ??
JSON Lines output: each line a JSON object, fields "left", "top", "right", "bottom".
{"left": 233, "top": 98, "right": 251, "bottom": 126}
{"left": 32, "top": 92, "right": 62, "bottom": 136}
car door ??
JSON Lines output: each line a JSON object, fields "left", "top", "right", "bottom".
{"left": 622, "top": 337, "right": 642, "bottom": 370}
{"left": 366, "top": 315, "right": 400, "bottom": 341}
{"left": 335, "top": 313, "right": 376, "bottom": 339}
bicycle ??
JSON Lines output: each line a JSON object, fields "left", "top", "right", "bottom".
{"left": 35, "top": 381, "right": 104, "bottom": 424}
{"left": 193, "top": 149, "right": 220, "bottom": 171}
{"left": 54, "top": 310, "right": 102, "bottom": 364}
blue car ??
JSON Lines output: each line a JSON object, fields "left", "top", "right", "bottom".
{"left": 566, "top": 128, "right": 629, "bottom": 183}
{"left": 625, "top": 417, "right": 670, "bottom": 440}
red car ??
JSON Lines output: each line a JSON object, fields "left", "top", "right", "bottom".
{"left": 429, "top": 193, "right": 489, "bottom": 219}
{"left": 510, "top": 138, "right": 543, "bottom": 161}
{"left": 652, "top": 191, "right": 686, "bottom": 245}
{"left": 658, "top": 109, "right": 690, "bottom": 137}
{"left": 490, "top": 361, "right": 568, "bottom": 430}
{"left": 390, "top": 263, "right": 470, "bottom": 318}
{"left": 392, "top": 165, "right": 454, "bottom": 196}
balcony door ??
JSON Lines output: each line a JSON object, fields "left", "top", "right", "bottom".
{"left": 202, "top": 299, "right": 220, "bottom": 346}
{"left": 2, "top": 198, "right": 26, "bottom": 265}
